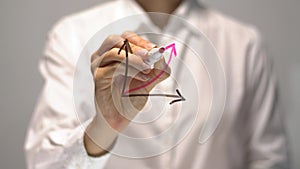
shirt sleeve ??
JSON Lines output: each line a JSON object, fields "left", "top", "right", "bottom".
{"left": 246, "top": 30, "right": 290, "bottom": 169}
{"left": 24, "top": 18, "right": 111, "bottom": 169}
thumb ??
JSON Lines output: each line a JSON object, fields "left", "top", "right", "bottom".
{"left": 145, "top": 57, "right": 171, "bottom": 91}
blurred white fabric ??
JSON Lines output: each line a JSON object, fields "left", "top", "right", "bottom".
{"left": 24, "top": 0, "right": 289, "bottom": 168}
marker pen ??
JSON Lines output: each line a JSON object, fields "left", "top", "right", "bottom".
{"left": 143, "top": 47, "right": 165, "bottom": 65}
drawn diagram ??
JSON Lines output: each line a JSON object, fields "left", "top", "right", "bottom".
{"left": 118, "top": 39, "right": 186, "bottom": 105}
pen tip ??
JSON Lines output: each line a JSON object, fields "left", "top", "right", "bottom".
{"left": 159, "top": 47, "right": 165, "bottom": 53}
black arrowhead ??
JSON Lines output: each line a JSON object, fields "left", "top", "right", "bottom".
{"left": 118, "top": 39, "right": 132, "bottom": 56}
{"left": 169, "top": 89, "right": 186, "bottom": 105}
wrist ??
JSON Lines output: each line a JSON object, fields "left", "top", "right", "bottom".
{"left": 84, "top": 116, "right": 118, "bottom": 156}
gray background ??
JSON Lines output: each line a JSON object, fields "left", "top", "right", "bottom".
{"left": 0, "top": 0, "right": 299, "bottom": 168}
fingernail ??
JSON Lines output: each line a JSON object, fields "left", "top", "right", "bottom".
{"left": 142, "top": 68, "right": 151, "bottom": 74}
{"left": 135, "top": 49, "right": 149, "bottom": 58}
{"left": 141, "top": 74, "right": 149, "bottom": 81}
{"left": 157, "top": 59, "right": 167, "bottom": 69}
{"left": 146, "top": 43, "right": 157, "bottom": 49}
{"left": 142, "top": 63, "right": 151, "bottom": 70}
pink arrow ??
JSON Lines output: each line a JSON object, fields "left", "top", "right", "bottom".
{"left": 123, "top": 43, "right": 177, "bottom": 94}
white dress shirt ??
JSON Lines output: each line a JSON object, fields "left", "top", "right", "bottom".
{"left": 24, "top": 0, "right": 289, "bottom": 168}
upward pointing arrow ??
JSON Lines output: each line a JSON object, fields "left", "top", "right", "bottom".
{"left": 117, "top": 39, "right": 132, "bottom": 96}
{"left": 165, "top": 43, "right": 177, "bottom": 59}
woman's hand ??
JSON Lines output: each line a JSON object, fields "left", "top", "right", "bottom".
{"left": 84, "top": 31, "right": 170, "bottom": 156}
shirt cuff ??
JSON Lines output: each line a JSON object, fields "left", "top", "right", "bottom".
{"left": 61, "top": 119, "right": 111, "bottom": 169}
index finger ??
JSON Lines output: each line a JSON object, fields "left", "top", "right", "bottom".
{"left": 121, "top": 31, "right": 157, "bottom": 50}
